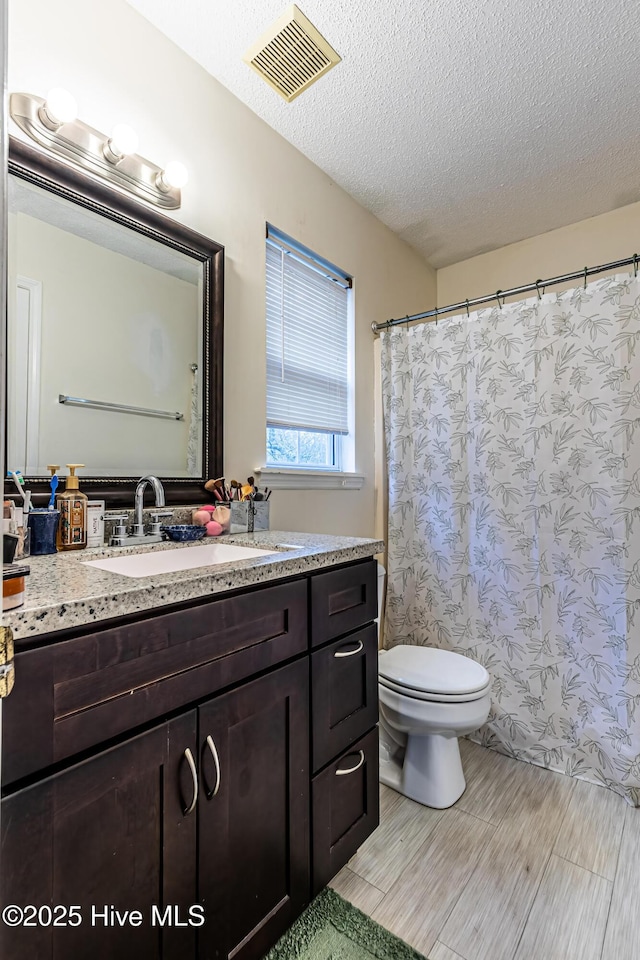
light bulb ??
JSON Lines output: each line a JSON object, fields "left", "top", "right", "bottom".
{"left": 109, "top": 123, "right": 139, "bottom": 156}
{"left": 103, "top": 123, "right": 139, "bottom": 163}
{"left": 158, "top": 160, "right": 189, "bottom": 191}
{"left": 40, "top": 87, "right": 78, "bottom": 129}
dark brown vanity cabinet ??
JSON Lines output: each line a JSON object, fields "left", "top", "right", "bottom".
{"left": 0, "top": 559, "right": 379, "bottom": 960}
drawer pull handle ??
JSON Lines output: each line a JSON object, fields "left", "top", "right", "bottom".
{"left": 183, "top": 748, "right": 199, "bottom": 816}
{"left": 334, "top": 640, "right": 364, "bottom": 659}
{"left": 204, "top": 735, "right": 221, "bottom": 798}
{"left": 336, "top": 750, "right": 365, "bottom": 776}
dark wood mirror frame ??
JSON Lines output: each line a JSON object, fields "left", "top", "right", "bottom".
{"left": 7, "top": 136, "right": 224, "bottom": 507}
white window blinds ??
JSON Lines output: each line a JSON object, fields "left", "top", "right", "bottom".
{"left": 266, "top": 231, "right": 350, "bottom": 435}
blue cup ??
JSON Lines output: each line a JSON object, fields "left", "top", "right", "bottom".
{"left": 28, "top": 509, "right": 60, "bottom": 555}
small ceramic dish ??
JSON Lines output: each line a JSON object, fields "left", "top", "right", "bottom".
{"left": 161, "top": 524, "right": 207, "bottom": 542}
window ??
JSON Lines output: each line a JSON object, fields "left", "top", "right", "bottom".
{"left": 266, "top": 226, "right": 352, "bottom": 472}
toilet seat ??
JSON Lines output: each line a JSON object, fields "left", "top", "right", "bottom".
{"left": 379, "top": 674, "right": 491, "bottom": 703}
{"left": 379, "top": 645, "right": 490, "bottom": 700}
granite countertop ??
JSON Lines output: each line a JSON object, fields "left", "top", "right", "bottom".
{"left": 6, "top": 531, "right": 384, "bottom": 642}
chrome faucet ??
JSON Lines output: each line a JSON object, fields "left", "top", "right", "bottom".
{"left": 133, "top": 475, "right": 167, "bottom": 537}
{"left": 106, "top": 476, "right": 171, "bottom": 547}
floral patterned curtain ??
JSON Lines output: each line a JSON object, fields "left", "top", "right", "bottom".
{"left": 381, "top": 275, "right": 640, "bottom": 804}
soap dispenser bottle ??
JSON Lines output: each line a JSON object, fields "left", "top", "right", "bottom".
{"left": 56, "top": 464, "right": 88, "bottom": 550}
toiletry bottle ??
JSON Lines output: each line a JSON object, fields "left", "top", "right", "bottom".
{"left": 56, "top": 464, "right": 88, "bottom": 550}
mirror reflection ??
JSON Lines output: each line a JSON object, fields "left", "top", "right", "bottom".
{"left": 7, "top": 174, "right": 203, "bottom": 479}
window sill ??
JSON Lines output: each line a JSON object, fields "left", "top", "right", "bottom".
{"left": 255, "top": 468, "right": 365, "bottom": 491}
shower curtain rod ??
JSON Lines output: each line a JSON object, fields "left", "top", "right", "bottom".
{"left": 371, "top": 253, "right": 640, "bottom": 333}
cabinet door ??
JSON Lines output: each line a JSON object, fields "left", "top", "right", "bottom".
{"left": 198, "top": 659, "right": 310, "bottom": 960}
{"left": 0, "top": 712, "right": 197, "bottom": 960}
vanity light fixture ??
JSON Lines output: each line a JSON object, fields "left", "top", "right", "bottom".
{"left": 10, "top": 90, "right": 187, "bottom": 209}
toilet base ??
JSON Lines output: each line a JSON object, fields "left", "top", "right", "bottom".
{"left": 380, "top": 732, "right": 466, "bottom": 809}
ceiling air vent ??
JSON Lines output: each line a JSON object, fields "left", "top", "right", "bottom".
{"left": 243, "top": 5, "right": 341, "bottom": 103}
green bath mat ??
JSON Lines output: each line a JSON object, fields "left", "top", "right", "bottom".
{"left": 265, "top": 888, "right": 425, "bottom": 960}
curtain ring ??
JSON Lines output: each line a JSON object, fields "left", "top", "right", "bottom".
{"left": 634, "top": 254, "right": 638, "bottom": 279}
{"left": 496, "top": 290, "right": 504, "bottom": 310}
{"left": 465, "top": 299, "right": 470, "bottom": 318}
{"left": 583, "top": 266, "right": 588, "bottom": 290}
{"left": 434, "top": 307, "right": 439, "bottom": 326}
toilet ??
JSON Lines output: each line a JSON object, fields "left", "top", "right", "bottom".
{"left": 376, "top": 565, "right": 491, "bottom": 809}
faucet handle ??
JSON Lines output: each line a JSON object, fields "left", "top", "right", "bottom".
{"left": 149, "top": 510, "right": 172, "bottom": 535}
{"left": 105, "top": 513, "right": 129, "bottom": 543}
{"left": 106, "top": 513, "right": 128, "bottom": 530}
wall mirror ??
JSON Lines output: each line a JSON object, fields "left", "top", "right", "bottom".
{"left": 6, "top": 137, "right": 223, "bottom": 506}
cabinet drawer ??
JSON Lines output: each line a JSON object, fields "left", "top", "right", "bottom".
{"left": 311, "top": 624, "right": 378, "bottom": 772}
{"left": 3, "top": 578, "right": 307, "bottom": 786}
{"left": 310, "top": 559, "right": 377, "bottom": 648}
{"left": 312, "top": 726, "right": 379, "bottom": 894}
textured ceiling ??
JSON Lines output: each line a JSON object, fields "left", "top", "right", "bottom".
{"left": 125, "top": 0, "right": 640, "bottom": 268}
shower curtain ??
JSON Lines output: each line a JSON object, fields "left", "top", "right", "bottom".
{"left": 381, "top": 274, "right": 640, "bottom": 804}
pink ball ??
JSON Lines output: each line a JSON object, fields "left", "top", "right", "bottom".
{"left": 205, "top": 520, "right": 223, "bottom": 537}
{"left": 193, "top": 509, "right": 211, "bottom": 526}
{"left": 202, "top": 504, "right": 216, "bottom": 511}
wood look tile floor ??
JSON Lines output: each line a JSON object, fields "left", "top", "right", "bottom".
{"left": 329, "top": 740, "right": 636, "bottom": 960}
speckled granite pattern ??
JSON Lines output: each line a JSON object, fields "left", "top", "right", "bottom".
{"left": 5, "top": 532, "right": 384, "bottom": 642}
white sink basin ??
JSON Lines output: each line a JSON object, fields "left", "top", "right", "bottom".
{"left": 83, "top": 542, "right": 279, "bottom": 579}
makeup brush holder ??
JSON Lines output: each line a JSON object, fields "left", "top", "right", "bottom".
{"left": 229, "top": 501, "right": 270, "bottom": 534}
{"left": 28, "top": 509, "right": 60, "bottom": 555}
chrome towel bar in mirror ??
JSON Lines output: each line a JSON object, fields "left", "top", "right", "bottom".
{"left": 58, "top": 395, "right": 185, "bottom": 421}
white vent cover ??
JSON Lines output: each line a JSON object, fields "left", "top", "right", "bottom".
{"left": 243, "top": 5, "right": 341, "bottom": 103}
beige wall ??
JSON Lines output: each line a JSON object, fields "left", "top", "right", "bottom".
{"left": 438, "top": 200, "right": 640, "bottom": 308}
{"left": 8, "top": 0, "right": 436, "bottom": 538}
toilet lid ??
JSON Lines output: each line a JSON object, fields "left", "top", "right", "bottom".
{"left": 379, "top": 645, "right": 490, "bottom": 697}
